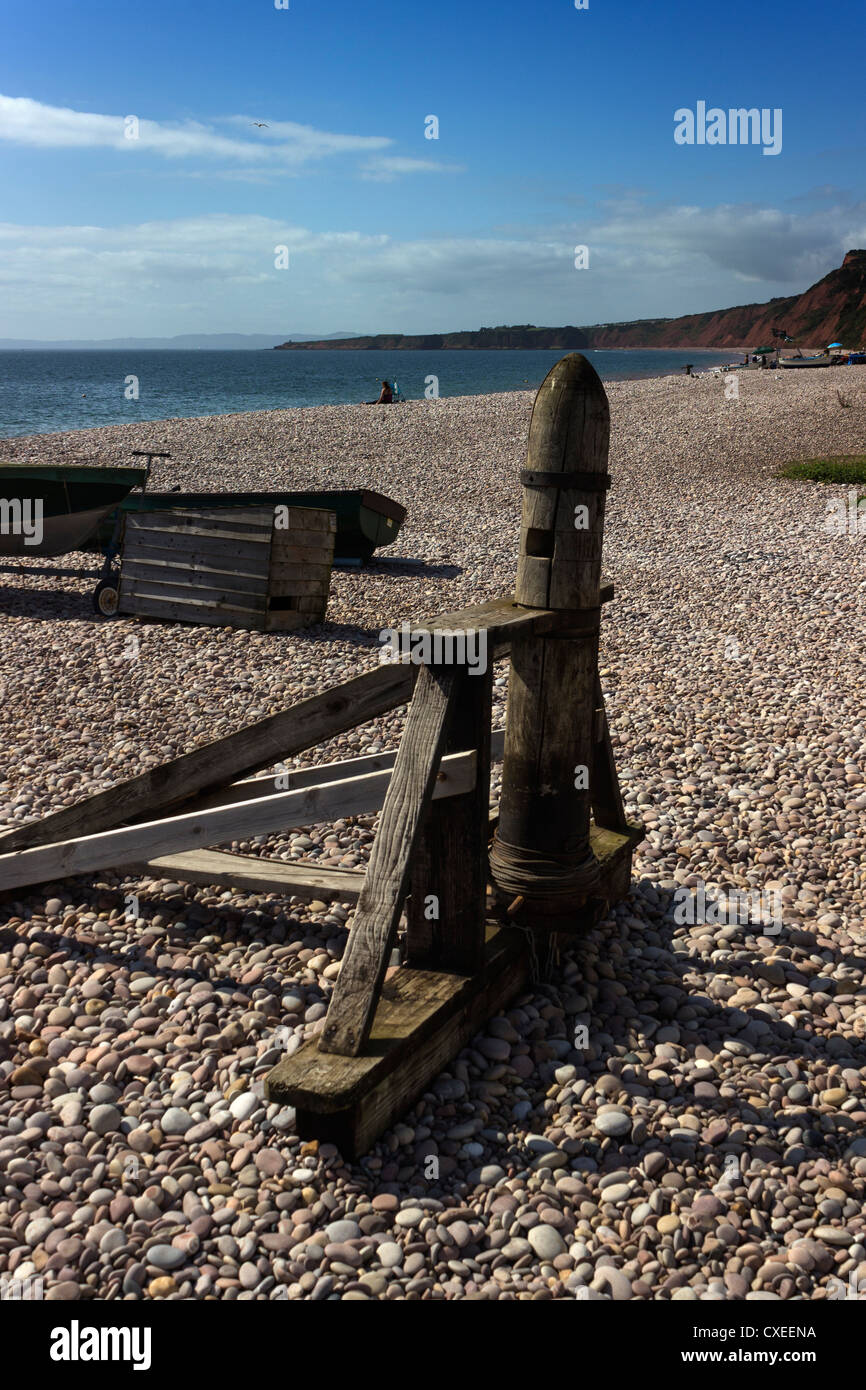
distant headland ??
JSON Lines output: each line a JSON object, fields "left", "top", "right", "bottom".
{"left": 275, "top": 251, "right": 866, "bottom": 352}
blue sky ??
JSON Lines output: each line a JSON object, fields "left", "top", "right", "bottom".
{"left": 1, "top": 0, "right": 864, "bottom": 337}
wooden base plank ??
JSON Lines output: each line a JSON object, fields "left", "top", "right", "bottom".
{"left": 266, "top": 924, "right": 528, "bottom": 1157}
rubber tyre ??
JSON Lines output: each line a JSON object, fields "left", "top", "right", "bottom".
{"left": 93, "top": 577, "right": 120, "bottom": 617}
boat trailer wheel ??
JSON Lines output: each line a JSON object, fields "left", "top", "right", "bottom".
{"left": 93, "top": 574, "right": 120, "bottom": 617}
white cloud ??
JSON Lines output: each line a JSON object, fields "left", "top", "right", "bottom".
{"left": 0, "top": 93, "right": 391, "bottom": 168}
{"left": 359, "top": 156, "right": 465, "bottom": 181}
{"left": 0, "top": 199, "right": 862, "bottom": 338}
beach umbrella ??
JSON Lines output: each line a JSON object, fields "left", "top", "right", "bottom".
{"left": 827, "top": 342, "right": 842, "bottom": 349}
{"left": 752, "top": 346, "right": 774, "bottom": 355}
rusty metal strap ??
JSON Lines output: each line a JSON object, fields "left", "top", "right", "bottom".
{"left": 519, "top": 469, "right": 612, "bottom": 491}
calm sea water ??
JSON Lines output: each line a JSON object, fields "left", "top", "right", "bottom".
{"left": 0, "top": 347, "right": 733, "bottom": 438}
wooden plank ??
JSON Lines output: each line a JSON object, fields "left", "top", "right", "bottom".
{"left": 184, "top": 730, "right": 507, "bottom": 814}
{"left": 117, "top": 595, "right": 266, "bottom": 628}
{"left": 130, "top": 505, "right": 276, "bottom": 527}
{"left": 0, "top": 746, "right": 476, "bottom": 894}
{"left": 0, "top": 585, "right": 576, "bottom": 857}
{"left": 407, "top": 590, "right": 613, "bottom": 650}
{"left": 267, "top": 544, "right": 335, "bottom": 567}
{"left": 268, "top": 562, "right": 332, "bottom": 584}
{"left": 125, "top": 510, "right": 274, "bottom": 539}
{"left": 0, "top": 664, "right": 416, "bottom": 852}
{"left": 266, "top": 924, "right": 528, "bottom": 1156}
{"left": 140, "top": 850, "right": 364, "bottom": 901}
{"left": 120, "top": 557, "right": 270, "bottom": 596}
{"left": 590, "top": 670, "right": 629, "bottom": 832}
{"left": 124, "top": 531, "right": 271, "bottom": 567}
{"left": 276, "top": 509, "right": 336, "bottom": 533}
{"left": 319, "top": 665, "right": 459, "bottom": 1057}
{"left": 407, "top": 666, "right": 492, "bottom": 974}
{"left": 265, "top": 578, "right": 329, "bottom": 598}
{"left": 271, "top": 526, "right": 336, "bottom": 552}
{"left": 119, "top": 577, "right": 269, "bottom": 611}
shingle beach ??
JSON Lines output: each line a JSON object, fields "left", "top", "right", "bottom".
{"left": 1, "top": 365, "right": 865, "bottom": 1301}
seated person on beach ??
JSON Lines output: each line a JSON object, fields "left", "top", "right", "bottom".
{"left": 365, "top": 380, "right": 393, "bottom": 404}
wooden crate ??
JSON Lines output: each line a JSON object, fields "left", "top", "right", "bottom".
{"left": 117, "top": 505, "right": 335, "bottom": 631}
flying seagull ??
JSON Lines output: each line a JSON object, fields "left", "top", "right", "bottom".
{"left": 252, "top": 122, "right": 269, "bottom": 128}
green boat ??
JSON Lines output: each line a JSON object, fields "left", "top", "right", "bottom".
{"left": 0, "top": 464, "right": 147, "bottom": 557}
{"left": 89, "top": 488, "right": 406, "bottom": 563}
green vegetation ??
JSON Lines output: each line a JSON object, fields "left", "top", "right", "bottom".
{"left": 778, "top": 455, "right": 866, "bottom": 484}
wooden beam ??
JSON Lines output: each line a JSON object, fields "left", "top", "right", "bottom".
{"left": 0, "top": 584, "right": 609, "bottom": 857}
{"left": 590, "top": 671, "right": 629, "bottom": 833}
{"left": 409, "top": 591, "right": 614, "bottom": 648}
{"left": 318, "top": 665, "right": 459, "bottom": 1057}
{"left": 139, "top": 850, "right": 363, "bottom": 901}
{"left": 186, "top": 729, "right": 506, "bottom": 814}
{"left": 0, "top": 664, "right": 415, "bottom": 853}
{"left": 407, "top": 667, "right": 492, "bottom": 974}
{"left": 0, "top": 747, "right": 476, "bottom": 894}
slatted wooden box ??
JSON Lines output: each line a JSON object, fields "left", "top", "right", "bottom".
{"left": 117, "top": 505, "right": 336, "bottom": 631}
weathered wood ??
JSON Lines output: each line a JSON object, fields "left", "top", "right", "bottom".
{"left": 273, "top": 509, "right": 336, "bottom": 535}
{"left": 121, "top": 580, "right": 270, "bottom": 612}
{"left": 125, "top": 531, "right": 271, "bottom": 565}
{"left": 268, "top": 562, "right": 331, "bottom": 585}
{"left": 267, "top": 543, "right": 336, "bottom": 567}
{"left": 140, "top": 850, "right": 363, "bottom": 901}
{"left": 0, "top": 745, "right": 476, "bottom": 894}
{"left": 590, "top": 670, "right": 629, "bottom": 833}
{"left": 0, "top": 664, "right": 416, "bottom": 852}
{"left": 0, "top": 591, "right": 563, "bottom": 858}
{"left": 116, "top": 595, "right": 268, "bottom": 629}
{"left": 266, "top": 923, "right": 528, "bottom": 1156}
{"left": 408, "top": 596, "right": 587, "bottom": 647}
{"left": 407, "top": 666, "right": 492, "bottom": 973}
{"left": 119, "top": 506, "right": 335, "bottom": 633}
{"left": 185, "top": 729, "right": 507, "bottom": 814}
{"left": 515, "top": 354, "right": 610, "bottom": 610}
{"left": 319, "top": 665, "right": 459, "bottom": 1057}
{"left": 491, "top": 354, "right": 611, "bottom": 912}
{"left": 120, "top": 557, "right": 271, "bottom": 597}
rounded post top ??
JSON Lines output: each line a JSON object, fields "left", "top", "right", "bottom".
{"left": 539, "top": 351, "right": 607, "bottom": 394}
{"left": 525, "top": 352, "right": 610, "bottom": 479}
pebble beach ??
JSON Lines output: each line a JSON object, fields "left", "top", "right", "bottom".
{"left": 1, "top": 364, "right": 865, "bottom": 1302}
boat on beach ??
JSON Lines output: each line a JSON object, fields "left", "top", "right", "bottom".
{"left": 779, "top": 355, "right": 832, "bottom": 368}
{"left": 88, "top": 487, "right": 406, "bottom": 563}
{"left": 0, "top": 464, "right": 147, "bottom": 557}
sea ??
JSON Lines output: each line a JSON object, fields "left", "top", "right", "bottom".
{"left": 0, "top": 347, "right": 734, "bottom": 439}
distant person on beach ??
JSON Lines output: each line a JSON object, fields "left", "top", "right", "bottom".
{"left": 684, "top": 363, "right": 693, "bottom": 376}
{"left": 365, "top": 380, "right": 393, "bottom": 404}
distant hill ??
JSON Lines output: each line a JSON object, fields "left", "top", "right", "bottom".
{"left": 585, "top": 250, "right": 866, "bottom": 349}
{"left": 0, "top": 332, "right": 359, "bottom": 351}
{"left": 275, "top": 251, "right": 866, "bottom": 352}
{"left": 276, "top": 326, "right": 591, "bottom": 351}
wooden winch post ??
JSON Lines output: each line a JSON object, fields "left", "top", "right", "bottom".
{"left": 0, "top": 353, "right": 639, "bottom": 1157}
{"left": 489, "top": 353, "right": 614, "bottom": 920}
{"left": 264, "top": 354, "right": 640, "bottom": 1152}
